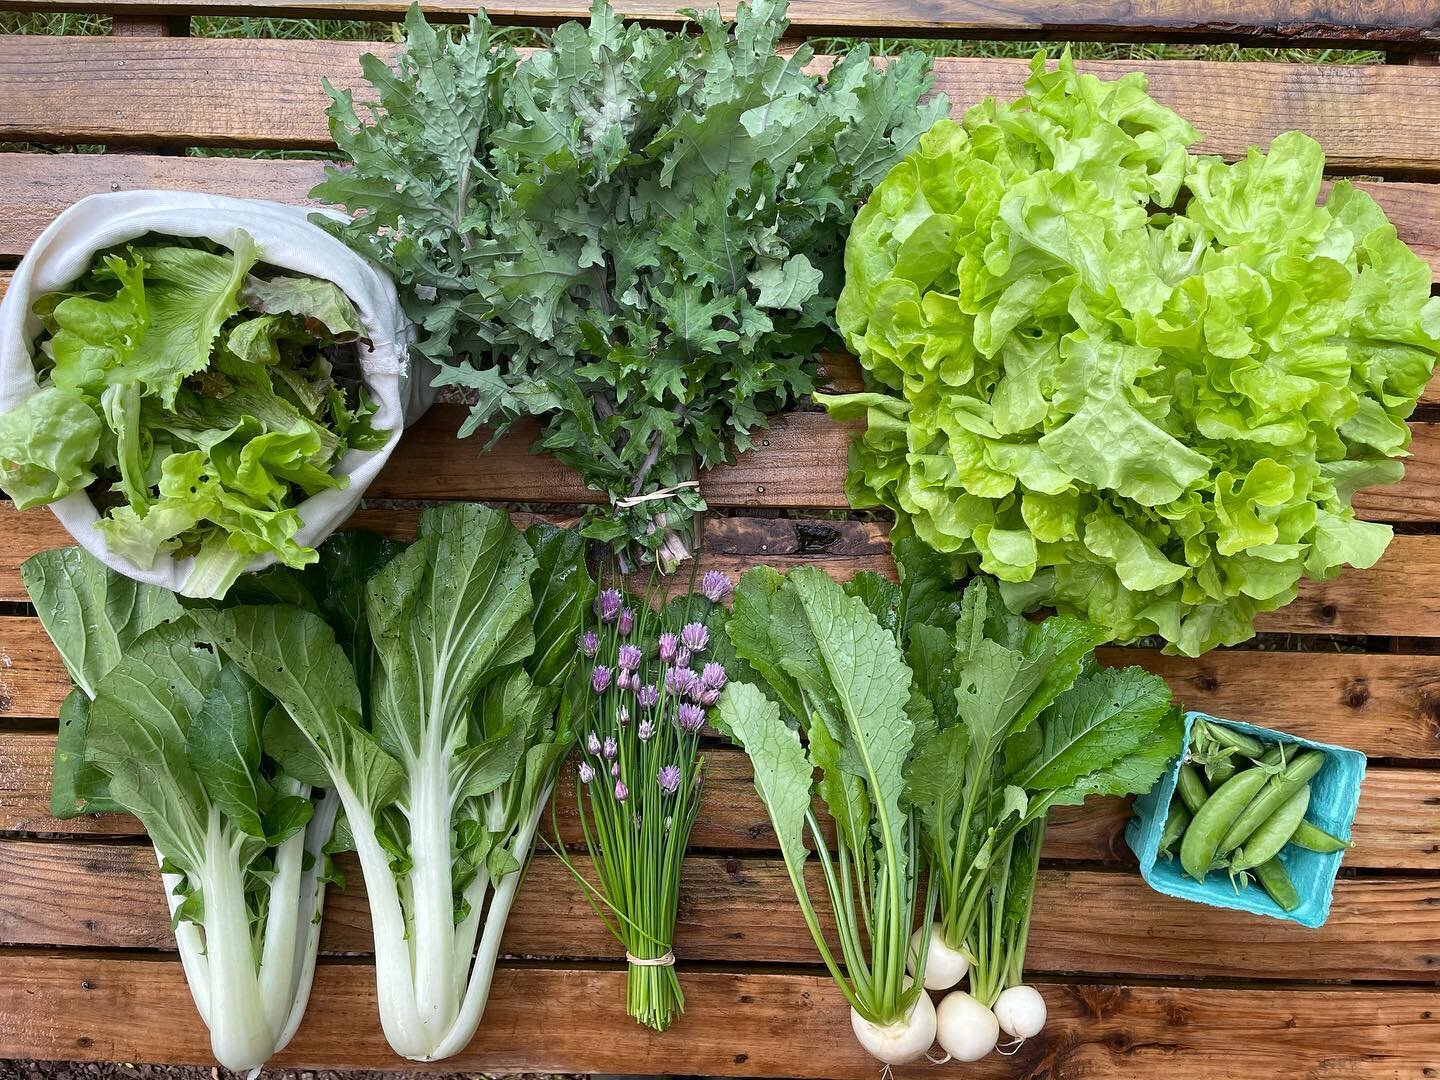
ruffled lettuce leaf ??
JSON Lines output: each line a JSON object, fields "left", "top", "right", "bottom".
{"left": 824, "top": 53, "right": 1440, "bottom": 655}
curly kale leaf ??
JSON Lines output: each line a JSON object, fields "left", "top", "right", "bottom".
{"left": 314, "top": 0, "right": 946, "bottom": 568}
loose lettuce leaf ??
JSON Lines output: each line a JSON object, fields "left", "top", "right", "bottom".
{"left": 0, "top": 387, "right": 102, "bottom": 509}
{"left": 824, "top": 53, "right": 1440, "bottom": 655}
{"left": 2, "top": 231, "right": 390, "bottom": 598}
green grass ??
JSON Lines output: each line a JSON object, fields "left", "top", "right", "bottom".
{"left": 0, "top": 9, "right": 1389, "bottom": 63}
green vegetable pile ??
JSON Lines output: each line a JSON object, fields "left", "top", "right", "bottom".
{"left": 1166, "top": 719, "right": 1352, "bottom": 912}
{"left": 0, "top": 232, "right": 386, "bottom": 597}
{"left": 821, "top": 54, "right": 1440, "bottom": 655}
{"left": 315, "top": 0, "right": 947, "bottom": 570}
{"left": 713, "top": 540, "right": 1181, "bottom": 1063}
{"left": 24, "top": 544, "right": 345, "bottom": 1074}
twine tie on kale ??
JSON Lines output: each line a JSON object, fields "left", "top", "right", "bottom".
{"left": 612, "top": 480, "right": 701, "bottom": 509}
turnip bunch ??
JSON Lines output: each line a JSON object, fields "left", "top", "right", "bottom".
{"left": 715, "top": 566, "right": 936, "bottom": 1066}
{"left": 898, "top": 543, "right": 1182, "bottom": 1060}
{"left": 558, "top": 570, "right": 733, "bottom": 1031}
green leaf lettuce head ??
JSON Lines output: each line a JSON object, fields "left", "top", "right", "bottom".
{"left": 21, "top": 545, "right": 340, "bottom": 1074}
{"left": 313, "top": 0, "right": 947, "bottom": 570}
{"left": 820, "top": 53, "right": 1440, "bottom": 656}
{"left": 0, "top": 233, "right": 387, "bottom": 598}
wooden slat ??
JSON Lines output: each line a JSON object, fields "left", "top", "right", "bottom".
{"left": 1, "top": 841, "right": 1434, "bottom": 982}
{"left": 385, "top": 408, "right": 1440, "bottom": 522}
{"left": 5, "top": 42, "right": 1440, "bottom": 175}
{"left": 6, "top": 605, "right": 1440, "bottom": 754}
{"left": 3, "top": 957, "right": 1436, "bottom": 1079}
{"left": 2, "top": 0, "right": 1438, "bottom": 47}
{"left": 8, "top": 504, "right": 1440, "bottom": 637}
{"left": 3, "top": 154, "right": 1440, "bottom": 286}
{"left": 3, "top": 730, "right": 1430, "bottom": 868}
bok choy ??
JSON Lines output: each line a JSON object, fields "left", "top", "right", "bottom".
{"left": 193, "top": 503, "right": 593, "bottom": 1061}
{"left": 23, "top": 547, "right": 339, "bottom": 1074}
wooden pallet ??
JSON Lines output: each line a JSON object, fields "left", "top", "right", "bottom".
{"left": 0, "top": 4, "right": 1438, "bottom": 1076}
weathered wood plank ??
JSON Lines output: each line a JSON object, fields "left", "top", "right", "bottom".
{"left": 2, "top": 154, "right": 1439, "bottom": 288}
{"left": 383, "top": 407, "right": 1440, "bottom": 523}
{"left": 0, "top": 841, "right": 1433, "bottom": 981}
{"left": 3, "top": 731, "right": 1429, "bottom": 867}
{"left": 3, "top": 957, "right": 1436, "bottom": 1078}
{"left": 2, "top": 0, "right": 1438, "bottom": 47}
{"left": 4, "top": 43, "right": 1440, "bottom": 175}
{"left": 6, "top": 498, "right": 1440, "bottom": 637}
{"left": 9, "top": 506, "right": 1440, "bottom": 638}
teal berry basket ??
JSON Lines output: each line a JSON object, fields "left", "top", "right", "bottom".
{"left": 1125, "top": 711, "right": 1365, "bottom": 928}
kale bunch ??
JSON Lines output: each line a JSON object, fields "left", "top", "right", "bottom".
{"left": 315, "top": 0, "right": 946, "bottom": 568}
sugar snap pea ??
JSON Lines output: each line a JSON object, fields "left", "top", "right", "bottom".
{"left": 1205, "top": 758, "right": 1237, "bottom": 785}
{"left": 1254, "top": 857, "right": 1300, "bottom": 911}
{"left": 1177, "top": 763, "right": 1209, "bottom": 815}
{"left": 1291, "top": 819, "right": 1352, "bottom": 853}
{"left": 1180, "top": 767, "right": 1271, "bottom": 882}
{"left": 1217, "top": 750, "right": 1325, "bottom": 856}
{"left": 1198, "top": 721, "right": 1267, "bottom": 759}
{"left": 1160, "top": 801, "right": 1191, "bottom": 855}
{"left": 1233, "top": 784, "right": 1312, "bottom": 872}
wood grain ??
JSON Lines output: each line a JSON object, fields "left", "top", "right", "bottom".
{"left": 1, "top": 841, "right": 1434, "bottom": 982}
{"left": 4, "top": 610, "right": 1440, "bottom": 755}
{"left": 1, "top": 957, "right": 1435, "bottom": 1078}
{"left": 3, "top": 154, "right": 1440, "bottom": 287}
{"left": 3, "top": 731, "right": 1430, "bottom": 868}
{"left": 5, "top": 42, "right": 1440, "bottom": 175}
{"left": 275, "top": 406, "right": 1440, "bottom": 524}
{"left": 2, "top": 0, "right": 1438, "bottom": 46}
{"left": 9, "top": 502, "right": 1440, "bottom": 635}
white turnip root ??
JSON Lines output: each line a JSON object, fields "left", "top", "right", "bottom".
{"left": 935, "top": 989, "right": 999, "bottom": 1062}
{"left": 993, "top": 984, "right": 1047, "bottom": 1040}
{"left": 850, "top": 981, "right": 937, "bottom": 1065}
{"left": 907, "top": 924, "right": 969, "bottom": 991}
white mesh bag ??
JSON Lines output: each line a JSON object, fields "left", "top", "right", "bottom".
{"left": 0, "top": 190, "right": 431, "bottom": 597}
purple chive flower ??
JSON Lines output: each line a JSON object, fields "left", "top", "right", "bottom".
{"left": 614, "top": 779, "right": 629, "bottom": 802}
{"left": 579, "top": 630, "right": 600, "bottom": 657}
{"left": 587, "top": 731, "right": 602, "bottom": 756}
{"left": 675, "top": 647, "right": 692, "bottom": 668}
{"left": 677, "top": 703, "right": 706, "bottom": 733}
{"left": 664, "top": 665, "right": 697, "bottom": 696}
{"left": 638, "top": 719, "right": 656, "bottom": 742}
{"left": 591, "top": 665, "right": 613, "bottom": 694}
{"left": 637, "top": 684, "right": 660, "bottom": 709}
{"left": 700, "top": 687, "right": 722, "bottom": 707}
{"left": 611, "top": 760, "right": 621, "bottom": 778}
{"left": 617, "top": 644, "right": 642, "bottom": 672}
{"left": 597, "top": 588, "right": 623, "bottom": 624}
{"left": 658, "top": 632, "right": 678, "bottom": 663}
{"left": 658, "top": 765, "right": 682, "bottom": 795}
{"left": 618, "top": 608, "right": 635, "bottom": 636}
{"left": 602, "top": 736, "right": 617, "bottom": 760}
{"left": 701, "top": 570, "right": 732, "bottom": 603}
{"left": 701, "top": 662, "right": 727, "bottom": 691}
{"left": 617, "top": 669, "right": 634, "bottom": 691}
{"left": 578, "top": 761, "right": 596, "bottom": 784}
{"left": 680, "top": 622, "right": 709, "bottom": 652}
{"left": 617, "top": 705, "right": 630, "bottom": 726}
